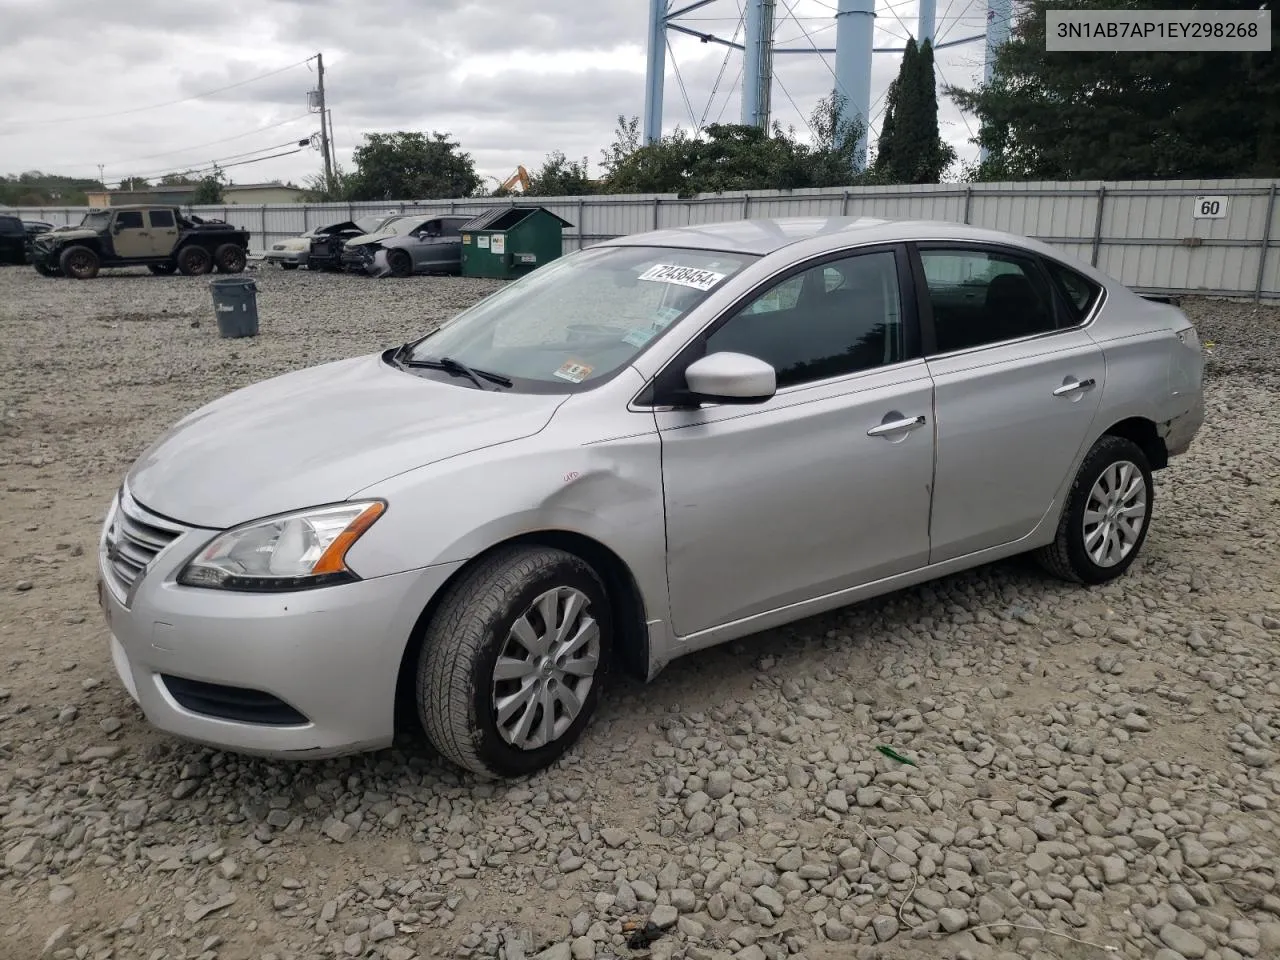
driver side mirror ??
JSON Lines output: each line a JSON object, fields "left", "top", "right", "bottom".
{"left": 682, "top": 352, "right": 776, "bottom": 405}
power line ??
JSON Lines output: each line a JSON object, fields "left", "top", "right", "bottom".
{"left": 667, "top": 37, "right": 700, "bottom": 130}
{"left": 101, "top": 140, "right": 312, "bottom": 187}
{"left": 98, "top": 115, "right": 312, "bottom": 170}
{"left": 0, "top": 57, "right": 315, "bottom": 130}
{"left": 700, "top": 2, "right": 746, "bottom": 128}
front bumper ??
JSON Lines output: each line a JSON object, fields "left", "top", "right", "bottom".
{"left": 97, "top": 494, "right": 466, "bottom": 759}
{"left": 264, "top": 249, "right": 308, "bottom": 266}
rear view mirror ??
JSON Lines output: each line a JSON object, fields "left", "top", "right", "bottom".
{"left": 684, "top": 352, "right": 776, "bottom": 404}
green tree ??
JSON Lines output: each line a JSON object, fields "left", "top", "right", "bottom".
{"left": 948, "top": 0, "right": 1280, "bottom": 180}
{"left": 192, "top": 171, "right": 225, "bottom": 205}
{"left": 0, "top": 171, "right": 102, "bottom": 206}
{"left": 873, "top": 39, "right": 956, "bottom": 183}
{"left": 525, "top": 151, "right": 596, "bottom": 196}
{"left": 347, "top": 131, "right": 480, "bottom": 201}
{"left": 600, "top": 96, "right": 874, "bottom": 195}
{"left": 599, "top": 115, "right": 643, "bottom": 180}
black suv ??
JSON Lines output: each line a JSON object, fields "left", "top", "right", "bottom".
{"left": 0, "top": 214, "right": 26, "bottom": 265}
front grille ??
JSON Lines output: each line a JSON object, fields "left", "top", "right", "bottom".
{"left": 161, "top": 675, "right": 309, "bottom": 726}
{"left": 103, "top": 490, "right": 186, "bottom": 601}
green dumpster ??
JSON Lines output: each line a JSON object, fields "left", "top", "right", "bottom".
{"left": 460, "top": 206, "right": 573, "bottom": 280}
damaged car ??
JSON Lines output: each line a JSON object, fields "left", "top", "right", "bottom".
{"left": 95, "top": 216, "right": 1203, "bottom": 779}
{"left": 342, "top": 214, "right": 471, "bottom": 277}
{"left": 305, "top": 213, "right": 404, "bottom": 272}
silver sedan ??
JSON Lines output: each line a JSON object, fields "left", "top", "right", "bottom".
{"left": 97, "top": 217, "right": 1204, "bottom": 778}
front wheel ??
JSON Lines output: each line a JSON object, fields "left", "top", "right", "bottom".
{"left": 213, "top": 243, "right": 247, "bottom": 274}
{"left": 33, "top": 262, "right": 59, "bottom": 277}
{"left": 417, "top": 546, "right": 612, "bottom": 779}
{"left": 148, "top": 263, "right": 177, "bottom": 275}
{"left": 58, "top": 245, "right": 99, "bottom": 279}
{"left": 386, "top": 249, "right": 414, "bottom": 278}
{"left": 1035, "top": 435, "right": 1154, "bottom": 585}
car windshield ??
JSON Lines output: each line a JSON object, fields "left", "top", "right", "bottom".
{"left": 404, "top": 244, "right": 758, "bottom": 392}
{"left": 353, "top": 216, "right": 391, "bottom": 233}
{"left": 79, "top": 212, "right": 112, "bottom": 230}
{"left": 380, "top": 216, "right": 429, "bottom": 237}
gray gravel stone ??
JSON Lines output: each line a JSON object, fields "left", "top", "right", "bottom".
{"left": 1, "top": 278, "right": 1278, "bottom": 960}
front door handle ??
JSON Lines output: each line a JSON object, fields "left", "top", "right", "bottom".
{"left": 867, "top": 415, "right": 927, "bottom": 438}
{"left": 1053, "top": 377, "right": 1096, "bottom": 397}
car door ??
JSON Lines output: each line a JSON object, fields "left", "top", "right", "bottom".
{"left": 146, "top": 209, "right": 180, "bottom": 256}
{"left": 912, "top": 243, "right": 1106, "bottom": 564}
{"left": 410, "top": 219, "right": 447, "bottom": 271}
{"left": 652, "top": 245, "right": 936, "bottom": 638}
{"left": 109, "top": 210, "right": 150, "bottom": 257}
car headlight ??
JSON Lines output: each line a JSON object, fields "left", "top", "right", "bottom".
{"left": 177, "top": 501, "right": 386, "bottom": 591}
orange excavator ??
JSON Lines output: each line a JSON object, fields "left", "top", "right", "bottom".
{"left": 493, "top": 166, "right": 530, "bottom": 194}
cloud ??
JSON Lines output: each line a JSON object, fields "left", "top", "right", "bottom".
{"left": 0, "top": 0, "right": 989, "bottom": 188}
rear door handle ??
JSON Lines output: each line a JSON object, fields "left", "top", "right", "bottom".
{"left": 867, "top": 415, "right": 927, "bottom": 438}
{"left": 1053, "top": 377, "right": 1096, "bottom": 397}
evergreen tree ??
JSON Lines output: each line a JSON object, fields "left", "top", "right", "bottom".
{"left": 874, "top": 39, "right": 956, "bottom": 183}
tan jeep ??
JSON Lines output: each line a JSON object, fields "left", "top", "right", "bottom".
{"left": 29, "top": 205, "right": 252, "bottom": 279}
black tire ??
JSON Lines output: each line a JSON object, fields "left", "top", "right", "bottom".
{"left": 177, "top": 245, "right": 213, "bottom": 276}
{"left": 1034, "top": 435, "right": 1154, "bottom": 585}
{"left": 417, "top": 546, "right": 612, "bottom": 779}
{"left": 213, "top": 243, "right": 247, "bottom": 274}
{"left": 281, "top": 262, "right": 299, "bottom": 271}
{"left": 58, "top": 245, "right": 99, "bottom": 279}
{"left": 387, "top": 249, "right": 413, "bottom": 278}
{"left": 33, "top": 262, "right": 59, "bottom": 277}
{"left": 148, "top": 263, "right": 177, "bottom": 276}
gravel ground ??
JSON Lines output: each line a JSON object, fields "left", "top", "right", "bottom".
{"left": 1, "top": 262, "right": 1278, "bottom": 960}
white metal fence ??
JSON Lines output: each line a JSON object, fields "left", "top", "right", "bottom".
{"left": 12, "top": 177, "right": 1279, "bottom": 300}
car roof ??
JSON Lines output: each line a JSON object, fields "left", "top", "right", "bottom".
{"left": 600, "top": 216, "right": 1068, "bottom": 259}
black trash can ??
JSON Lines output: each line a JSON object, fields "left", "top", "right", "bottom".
{"left": 210, "top": 277, "right": 259, "bottom": 338}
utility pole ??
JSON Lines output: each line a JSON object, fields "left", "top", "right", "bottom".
{"left": 315, "top": 52, "right": 334, "bottom": 191}
{"left": 97, "top": 164, "right": 104, "bottom": 186}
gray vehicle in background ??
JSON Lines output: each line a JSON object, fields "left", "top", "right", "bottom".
{"left": 346, "top": 215, "right": 472, "bottom": 277}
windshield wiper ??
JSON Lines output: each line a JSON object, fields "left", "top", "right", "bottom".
{"left": 405, "top": 354, "right": 513, "bottom": 390}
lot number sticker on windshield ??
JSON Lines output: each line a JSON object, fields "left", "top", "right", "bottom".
{"left": 638, "top": 263, "right": 726, "bottom": 291}
{"left": 554, "top": 360, "right": 594, "bottom": 383}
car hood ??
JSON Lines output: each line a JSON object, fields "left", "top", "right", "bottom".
{"left": 343, "top": 228, "right": 404, "bottom": 248}
{"left": 39, "top": 228, "right": 95, "bottom": 242}
{"left": 125, "top": 353, "right": 566, "bottom": 529}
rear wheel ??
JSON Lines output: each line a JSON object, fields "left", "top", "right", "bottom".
{"left": 1035, "top": 435, "right": 1154, "bottom": 585}
{"left": 417, "top": 546, "right": 611, "bottom": 779}
{"left": 58, "top": 245, "right": 99, "bottom": 279}
{"left": 213, "top": 243, "right": 247, "bottom": 274}
{"left": 148, "top": 263, "right": 177, "bottom": 276}
{"left": 387, "top": 249, "right": 413, "bottom": 278}
{"left": 177, "top": 245, "right": 213, "bottom": 276}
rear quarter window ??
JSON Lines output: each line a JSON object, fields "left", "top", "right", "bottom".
{"left": 0, "top": 216, "right": 24, "bottom": 236}
{"left": 1043, "top": 259, "right": 1104, "bottom": 325}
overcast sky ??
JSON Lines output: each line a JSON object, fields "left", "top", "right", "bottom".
{"left": 0, "top": 0, "right": 995, "bottom": 193}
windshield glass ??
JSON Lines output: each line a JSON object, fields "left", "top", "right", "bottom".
{"left": 405, "top": 245, "right": 758, "bottom": 392}
{"left": 79, "top": 212, "right": 111, "bottom": 230}
{"left": 379, "top": 216, "right": 428, "bottom": 237}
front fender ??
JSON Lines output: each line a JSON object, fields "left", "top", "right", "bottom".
{"left": 342, "top": 424, "right": 668, "bottom": 634}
